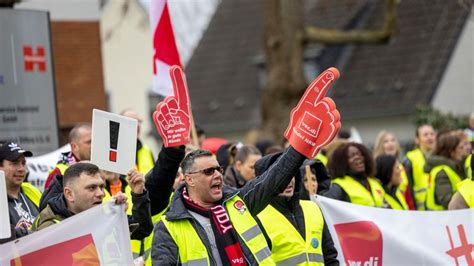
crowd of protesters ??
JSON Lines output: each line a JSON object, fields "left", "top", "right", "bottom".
{"left": 1, "top": 106, "right": 472, "bottom": 265}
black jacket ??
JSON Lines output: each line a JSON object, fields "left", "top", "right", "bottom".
{"left": 40, "top": 172, "right": 64, "bottom": 211}
{"left": 152, "top": 147, "right": 306, "bottom": 265}
{"left": 255, "top": 155, "right": 339, "bottom": 265}
{"left": 145, "top": 145, "right": 185, "bottom": 216}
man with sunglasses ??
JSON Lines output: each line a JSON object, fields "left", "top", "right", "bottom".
{"left": 151, "top": 68, "right": 341, "bottom": 265}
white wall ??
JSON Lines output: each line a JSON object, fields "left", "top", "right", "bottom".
{"left": 342, "top": 115, "right": 416, "bottom": 149}
{"left": 100, "top": 1, "right": 158, "bottom": 153}
{"left": 432, "top": 8, "right": 473, "bottom": 116}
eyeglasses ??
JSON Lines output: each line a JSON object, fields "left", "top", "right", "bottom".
{"left": 187, "top": 166, "right": 224, "bottom": 176}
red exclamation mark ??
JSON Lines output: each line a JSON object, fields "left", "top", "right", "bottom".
{"left": 109, "top": 121, "right": 120, "bottom": 162}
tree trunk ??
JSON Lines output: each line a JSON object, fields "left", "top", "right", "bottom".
{"left": 261, "top": 0, "right": 398, "bottom": 142}
{"left": 262, "top": 0, "right": 307, "bottom": 141}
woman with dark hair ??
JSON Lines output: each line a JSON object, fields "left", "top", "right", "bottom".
{"left": 223, "top": 144, "right": 262, "bottom": 188}
{"left": 326, "top": 142, "right": 385, "bottom": 207}
{"left": 425, "top": 130, "right": 470, "bottom": 210}
{"left": 375, "top": 155, "right": 409, "bottom": 210}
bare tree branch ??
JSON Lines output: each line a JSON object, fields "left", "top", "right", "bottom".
{"left": 305, "top": 0, "right": 398, "bottom": 44}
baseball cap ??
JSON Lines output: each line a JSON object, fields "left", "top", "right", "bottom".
{"left": 0, "top": 142, "right": 33, "bottom": 161}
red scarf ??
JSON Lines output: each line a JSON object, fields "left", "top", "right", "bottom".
{"left": 182, "top": 188, "right": 247, "bottom": 266}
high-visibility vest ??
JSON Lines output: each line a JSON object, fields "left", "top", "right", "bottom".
{"left": 136, "top": 146, "right": 154, "bottom": 175}
{"left": 144, "top": 193, "right": 174, "bottom": 266}
{"left": 383, "top": 189, "right": 409, "bottom": 210}
{"left": 457, "top": 178, "right": 474, "bottom": 208}
{"left": 426, "top": 165, "right": 463, "bottom": 211}
{"left": 257, "top": 201, "right": 324, "bottom": 265}
{"left": 465, "top": 154, "right": 472, "bottom": 179}
{"left": 21, "top": 182, "right": 41, "bottom": 208}
{"left": 405, "top": 149, "right": 429, "bottom": 210}
{"left": 315, "top": 153, "right": 328, "bottom": 167}
{"left": 398, "top": 164, "right": 409, "bottom": 195}
{"left": 161, "top": 195, "right": 273, "bottom": 265}
{"left": 332, "top": 176, "right": 385, "bottom": 207}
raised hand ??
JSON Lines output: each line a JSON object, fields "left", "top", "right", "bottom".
{"left": 153, "top": 66, "right": 191, "bottom": 147}
{"left": 127, "top": 168, "right": 145, "bottom": 194}
{"left": 284, "top": 67, "right": 341, "bottom": 158}
{"left": 113, "top": 191, "right": 129, "bottom": 213}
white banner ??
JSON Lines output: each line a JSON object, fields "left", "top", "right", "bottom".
{"left": 0, "top": 201, "right": 133, "bottom": 265}
{"left": 26, "top": 144, "right": 70, "bottom": 192}
{"left": 314, "top": 196, "right": 474, "bottom": 266}
{"left": 0, "top": 171, "right": 11, "bottom": 239}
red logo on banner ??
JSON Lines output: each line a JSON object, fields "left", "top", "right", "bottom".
{"left": 445, "top": 224, "right": 474, "bottom": 266}
{"left": 23, "top": 45, "right": 46, "bottom": 72}
{"left": 334, "top": 221, "right": 383, "bottom": 266}
{"left": 10, "top": 234, "right": 99, "bottom": 265}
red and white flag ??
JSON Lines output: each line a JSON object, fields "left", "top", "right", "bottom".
{"left": 150, "top": 0, "right": 182, "bottom": 96}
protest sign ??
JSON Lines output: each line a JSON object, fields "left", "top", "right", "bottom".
{"left": 91, "top": 109, "right": 137, "bottom": 175}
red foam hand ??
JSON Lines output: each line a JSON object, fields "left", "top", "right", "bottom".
{"left": 284, "top": 67, "right": 341, "bottom": 158}
{"left": 153, "top": 66, "right": 191, "bottom": 147}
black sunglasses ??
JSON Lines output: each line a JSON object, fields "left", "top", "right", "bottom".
{"left": 187, "top": 166, "right": 224, "bottom": 176}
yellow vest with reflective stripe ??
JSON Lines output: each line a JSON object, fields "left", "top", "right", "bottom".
{"left": 137, "top": 146, "right": 154, "bottom": 175}
{"left": 332, "top": 176, "right": 385, "bottom": 207}
{"left": 384, "top": 189, "right": 408, "bottom": 210}
{"left": 465, "top": 154, "right": 472, "bottom": 179}
{"left": 21, "top": 182, "right": 41, "bottom": 208}
{"left": 457, "top": 178, "right": 474, "bottom": 208}
{"left": 405, "top": 149, "right": 429, "bottom": 210}
{"left": 426, "top": 165, "right": 462, "bottom": 211}
{"left": 258, "top": 201, "right": 324, "bottom": 265}
{"left": 315, "top": 153, "right": 328, "bottom": 167}
{"left": 144, "top": 193, "right": 174, "bottom": 266}
{"left": 162, "top": 195, "right": 274, "bottom": 265}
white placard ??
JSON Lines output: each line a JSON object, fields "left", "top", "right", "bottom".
{"left": 91, "top": 109, "right": 137, "bottom": 175}
{"left": 0, "top": 171, "right": 11, "bottom": 239}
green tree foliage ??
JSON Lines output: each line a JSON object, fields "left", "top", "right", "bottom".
{"left": 414, "top": 105, "right": 468, "bottom": 130}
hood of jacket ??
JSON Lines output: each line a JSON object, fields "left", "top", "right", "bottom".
{"left": 48, "top": 194, "right": 74, "bottom": 219}
{"left": 424, "top": 155, "right": 457, "bottom": 173}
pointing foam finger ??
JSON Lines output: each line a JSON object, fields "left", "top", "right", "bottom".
{"left": 302, "top": 67, "right": 340, "bottom": 106}
{"left": 169, "top": 65, "right": 190, "bottom": 114}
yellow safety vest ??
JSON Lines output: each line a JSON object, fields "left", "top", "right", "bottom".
{"left": 257, "top": 201, "right": 324, "bottom": 265}
{"left": 383, "top": 189, "right": 408, "bottom": 210}
{"left": 137, "top": 146, "right": 154, "bottom": 175}
{"left": 465, "top": 154, "right": 472, "bottom": 179}
{"left": 398, "top": 164, "right": 409, "bottom": 195}
{"left": 144, "top": 193, "right": 174, "bottom": 266}
{"left": 332, "top": 176, "right": 385, "bottom": 207}
{"left": 405, "top": 149, "right": 429, "bottom": 210}
{"left": 457, "top": 178, "right": 474, "bottom": 208}
{"left": 161, "top": 196, "right": 273, "bottom": 265}
{"left": 426, "top": 165, "right": 463, "bottom": 211}
{"left": 21, "top": 182, "right": 42, "bottom": 208}
{"left": 315, "top": 153, "right": 328, "bottom": 167}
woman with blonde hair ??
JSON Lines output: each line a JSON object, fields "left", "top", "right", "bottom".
{"left": 373, "top": 130, "right": 413, "bottom": 209}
